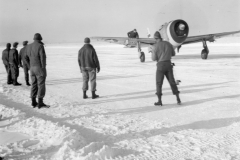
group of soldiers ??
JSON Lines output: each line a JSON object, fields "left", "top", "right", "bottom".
{"left": 2, "top": 30, "right": 181, "bottom": 109}
{"left": 2, "top": 41, "right": 30, "bottom": 86}
{"left": 1, "top": 33, "right": 49, "bottom": 109}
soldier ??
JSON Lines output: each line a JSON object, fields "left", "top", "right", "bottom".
{"left": 9, "top": 42, "right": 21, "bottom": 86}
{"left": 19, "top": 41, "right": 31, "bottom": 86}
{"left": 152, "top": 31, "right": 181, "bottom": 106}
{"left": 78, "top": 37, "right": 100, "bottom": 99}
{"left": 2, "top": 43, "right": 13, "bottom": 84}
{"left": 25, "top": 33, "right": 49, "bottom": 109}
{"left": 127, "top": 29, "right": 139, "bottom": 38}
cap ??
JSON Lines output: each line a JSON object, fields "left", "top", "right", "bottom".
{"left": 23, "top": 41, "right": 28, "bottom": 46}
{"left": 84, "top": 37, "right": 90, "bottom": 43}
{"left": 13, "top": 42, "right": 19, "bottom": 48}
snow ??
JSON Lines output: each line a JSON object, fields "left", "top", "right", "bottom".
{"left": 0, "top": 37, "right": 240, "bottom": 159}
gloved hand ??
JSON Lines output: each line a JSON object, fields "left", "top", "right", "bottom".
{"left": 97, "top": 67, "right": 100, "bottom": 73}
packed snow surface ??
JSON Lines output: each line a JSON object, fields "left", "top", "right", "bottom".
{"left": 0, "top": 37, "right": 240, "bottom": 159}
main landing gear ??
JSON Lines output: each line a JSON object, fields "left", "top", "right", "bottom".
{"left": 137, "top": 41, "right": 145, "bottom": 62}
{"left": 201, "top": 40, "right": 209, "bottom": 60}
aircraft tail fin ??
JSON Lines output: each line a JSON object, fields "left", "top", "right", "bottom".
{"left": 147, "top": 28, "right": 151, "bottom": 38}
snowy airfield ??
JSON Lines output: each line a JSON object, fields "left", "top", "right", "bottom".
{"left": 0, "top": 37, "right": 240, "bottom": 159}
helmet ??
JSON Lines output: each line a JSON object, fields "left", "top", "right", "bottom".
{"left": 33, "top": 33, "right": 43, "bottom": 40}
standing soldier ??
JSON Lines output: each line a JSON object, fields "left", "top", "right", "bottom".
{"left": 9, "top": 42, "right": 21, "bottom": 86}
{"left": 25, "top": 33, "right": 49, "bottom": 109}
{"left": 78, "top": 37, "right": 100, "bottom": 99}
{"left": 152, "top": 31, "right": 181, "bottom": 106}
{"left": 19, "top": 41, "right": 31, "bottom": 86}
{"left": 2, "top": 43, "right": 13, "bottom": 84}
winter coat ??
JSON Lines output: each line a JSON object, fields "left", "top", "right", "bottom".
{"left": 18, "top": 46, "right": 28, "bottom": 67}
{"left": 2, "top": 49, "right": 10, "bottom": 66}
{"left": 9, "top": 48, "right": 19, "bottom": 66}
{"left": 152, "top": 41, "right": 175, "bottom": 62}
{"left": 25, "top": 40, "right": 46, "bottom": 68}
{"left": 78, "top": 44, "right": 100, "bottom": 70}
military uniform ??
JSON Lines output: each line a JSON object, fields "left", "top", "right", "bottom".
{"left": 25, "top": 41, "right": 46, "bottom": 98}
{"left": 9, "top": 45, "right": 20, "bottom": 85}
{"left": 19, "top": 41, "right": 30, "bottom": 85}
{"left": 2, "top": 44, "right": 13, "bottom": 84}
{"left": 78, "top": 38, "right": 100, "bottom": 99}
{"left": 152, "top": 31, "right": 181, "bottom": 105}
{"left": 25, "top": 33, "right": 49, "bottom": 108}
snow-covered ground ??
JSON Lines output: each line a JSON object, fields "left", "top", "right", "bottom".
{"left": 0, "top": 37, "right": 240, "bottom": 160}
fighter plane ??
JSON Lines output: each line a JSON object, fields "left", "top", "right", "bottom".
{"left": 91, "top": 19, "right": 240, "bottom": 62}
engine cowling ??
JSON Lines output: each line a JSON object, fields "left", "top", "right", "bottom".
{"left": 159, "top": 19, "right": 189, "bottom": 48}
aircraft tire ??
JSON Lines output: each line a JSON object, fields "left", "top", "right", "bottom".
{"left": 140, "top": 52, "right": 145, "bottom": 62}
{"left": 201, "top": 49, "right": 208, "bottom": 59}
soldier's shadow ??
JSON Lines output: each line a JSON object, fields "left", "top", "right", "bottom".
{"left": 103, "top": 94, "right": 240, "bottom": 116}
{"left": 113, "top": 115, "right": 240, "bottom": 143}
{"left": 46, "top": 74, "right": 150, "bottom": 85}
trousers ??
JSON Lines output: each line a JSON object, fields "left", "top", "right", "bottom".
{"left": 156, "top": 61, "right": 180, "bottom": 95}
{"left": 30, "top": 66, "right": 47, "bottom": 98}
{"left": 82, "top": 68, "right": 96, "bottom": 91}
{"left": 10, "top": 64, "right": 19, "bottom": 80}
{"left": 23, "top": 64, "right": 30, "bottom": 82}
{"left": 4, "top": 64, "right": 13, "bottom": 83}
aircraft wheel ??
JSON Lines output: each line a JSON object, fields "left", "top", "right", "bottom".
{"left": 201, "top": 49, "right": 208, "bottom": 59}
{"left": 140, "top": 52, "right": 145, "bottom": 62}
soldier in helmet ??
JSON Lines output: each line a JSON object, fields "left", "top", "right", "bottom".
{"left": 25, "top": 33, "right": 50, "bottom": 109}
{"left": 2, "top": 43, "right": 13, "bottom": 84}
{"left": 9, "top": 42, "right": 21, "bottom": 86}
{"left": 19, "top": 41, "right": 31, "bottom": 86}
{"left": 152, "top": 31, "right": 181, "bottom": 106}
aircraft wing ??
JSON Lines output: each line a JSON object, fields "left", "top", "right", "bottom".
{"left": 91, "top": 37, "right": 155, "bottom": 45}
{"left": 136, "top": 30, "right": 240, "bottom": 45}
{"left": 92, "top": 30, "right": 240, "bottom": 46}
{"left": 182, "top": 30, "right": 240, "bottom": 45}
{"left": 91, "top": 37, "right": 129, "bottom": 45}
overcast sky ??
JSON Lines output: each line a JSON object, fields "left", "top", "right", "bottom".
{"left": 0, "top": 0, "right": 239, "bottom": 43}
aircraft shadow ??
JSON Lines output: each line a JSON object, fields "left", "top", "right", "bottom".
{"left": 79, "top": 86, "right": 227, "bottom": 106}
{"left": 113, "top": 113, "right": 240, "bottom": 143}
{"left": 104, "top": 81, "right": 233, "bottom": 98}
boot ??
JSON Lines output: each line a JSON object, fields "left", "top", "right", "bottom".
{"left": 154, "top": 94, "right": 162, "bottom": 106}
{"left": 83, "top": 91, "right": 88, "bottom": 99}
{"left": 92, "top": 91, "right": 99, "bottom": 99}
{"left": 26, "top": 81, "right": 31, "bottom": 86}
{"left": 7, "top": 81, "right": 13, "bottom": 85}
{"left": 31, "top": 98, "right": 38, "bottom": 108}
{"left": 13, "top": 79, "right": 21, "bottom": 86}
{"left": 176, "top": 94, "right": 181, "bottom": 105}
{"left": 37, "top": 98, "right": 50, "bottom": 109}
